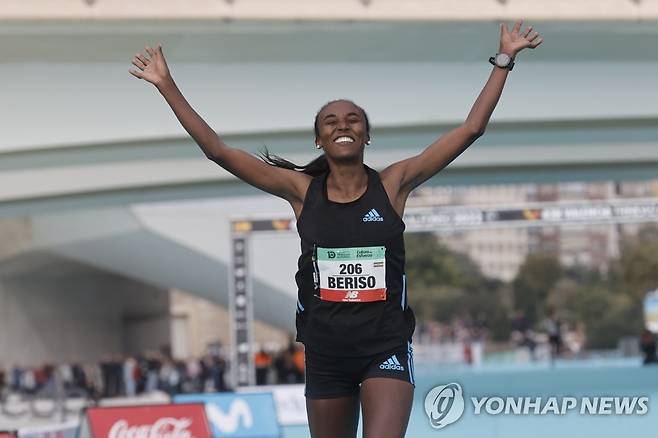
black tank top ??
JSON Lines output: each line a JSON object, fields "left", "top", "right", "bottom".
{"left": 294, "top": 165, "right": 416, "bottom": 356}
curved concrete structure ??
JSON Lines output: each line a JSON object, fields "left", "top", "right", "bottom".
{"left": 2, "top": 18, "right": 658, "bottom": 332}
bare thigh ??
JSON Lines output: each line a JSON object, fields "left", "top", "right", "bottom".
{"left": 360, "top": 377, "right": 414, "bottom": 438}
{"left": 306, "top": 394, "right": 360, "bottom": 438}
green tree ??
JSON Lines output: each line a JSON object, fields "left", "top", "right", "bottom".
{"left": 512, "top": 252, "right": 562, "bottom": 328}
{"left": 561, "top": 284, "right": 638, "bottom": 349}
{"left": 619, "top": 227, "right": 658, "bottom": 302}
{"left": 545, "top": 226, "right": 658, "bottom": 350}
{"left": 405, "top": 232, "right": 511, "bottom": 339}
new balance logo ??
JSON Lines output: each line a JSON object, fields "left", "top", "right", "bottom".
{"left": 363, "top": 209, "right": 384, "bottom": 222}
{"left": 379, "top": 355, "right": 404, "bottom": 371}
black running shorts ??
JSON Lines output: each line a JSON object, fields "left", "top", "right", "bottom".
{"left": 304, "top": 341, "right": 415, "bottom": 399}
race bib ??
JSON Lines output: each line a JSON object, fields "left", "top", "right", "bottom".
{"left": 315, "top": 246, "right": 386, "bottom": 302}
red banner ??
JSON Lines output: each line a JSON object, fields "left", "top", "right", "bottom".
{"left": 0, "top": 433, "right": 17, "bottom": 438}
{"left": 86, "top": 403, "right": 211, "bottom": 438}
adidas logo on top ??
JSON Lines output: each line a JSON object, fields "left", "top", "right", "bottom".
{"left": 363, "top": 208, "right": 384, "bottom": 222}
{"left": 379, "top": 355, "right": 404, "bottom": 371}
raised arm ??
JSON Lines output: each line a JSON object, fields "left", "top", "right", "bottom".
{"left": 381, "top": 20, "right": 543, "bottom": 205}
{"left": 129, "top": 45, "right": 310, "bottom": 210}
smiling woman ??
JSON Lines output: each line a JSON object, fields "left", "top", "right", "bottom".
{"left": 257, "top": 99, "right": 371, "bottom": 180}
{"left": 129, "top": 19, "right": 543, "bottom": 438}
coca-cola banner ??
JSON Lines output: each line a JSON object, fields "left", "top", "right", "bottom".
{"left": 175, "top": 393, "right": 280, "bottom": 438}
{"left": 86, "top": 403, "right": 211, "bottom": 438}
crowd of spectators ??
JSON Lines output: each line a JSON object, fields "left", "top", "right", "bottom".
{"left": 0, "top": 343, "right": 306, "bottom": 399}
{"left": 415, "top": 317, "right": 489, "bottom": 344}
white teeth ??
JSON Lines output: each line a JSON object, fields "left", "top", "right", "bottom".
{"left": 335, "top": 136, "right": 354, "bottom": 143}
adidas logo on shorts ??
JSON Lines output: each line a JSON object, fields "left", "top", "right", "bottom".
{"left": 363, "top": 209, "right": 384, "bottom": 222}
{"left": 379, "top": 354, "right": 404, "bottom": 371}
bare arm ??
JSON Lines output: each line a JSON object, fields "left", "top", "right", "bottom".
{"left": 129, "top": 45, "right": 310, "bottom": 206}
{"left": 381, "top": 20, "right": 543, "bottom": 205}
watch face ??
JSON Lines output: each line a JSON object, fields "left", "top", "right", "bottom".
{"left": 495, "top": 53, "right": 511, "bottom": 67}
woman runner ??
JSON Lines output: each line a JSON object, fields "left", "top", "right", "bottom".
{"left": 130, "top": 20, "right": 542, "bottom": 438}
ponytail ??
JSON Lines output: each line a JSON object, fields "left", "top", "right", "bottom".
{"left": 258, "top": 147, "right": 329, "bottom": 177}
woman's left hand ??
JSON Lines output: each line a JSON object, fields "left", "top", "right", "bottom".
{"left": 499, "top": 19, "right": 543, "bottom": 58}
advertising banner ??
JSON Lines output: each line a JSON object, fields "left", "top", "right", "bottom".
{"left": 0, "top": 393, "right": 87, "bottom": 426}
{"left": 85, "top": 403, "right": 211, "bottom": 438}
{"left": 18, "top": 420, "right": 79, "bottom": 438}
{"left": 0, "top": 432, "right": 17, "bottom": 438}
{"left": 238, "top": 385, "right": 307, "bottom": 426}
{"left": 175, "top": 393, "right": 280, "bottom": 437}
{"left": 98, "top": 392, "right": 171, "bottom": 407}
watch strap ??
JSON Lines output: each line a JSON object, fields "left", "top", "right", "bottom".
{"left": 489, "top": 55, "right": 515, "bottom": 71}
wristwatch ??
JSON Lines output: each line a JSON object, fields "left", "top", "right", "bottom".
{"left": 489, "top": 53, "right": 515, "bottom": 71}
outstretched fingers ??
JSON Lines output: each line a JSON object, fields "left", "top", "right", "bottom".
{"left": 128, "top": 44, "right": 164, "bottom": 81}
{"left": 522, "top": 26, "right": 533, "bottom": 38}
{"left": 512, "top": 19, "right": 523, "bottom": 35}
{"left": 132, "top": 55, "right": 146, "bottom": 70}
{"left": 529, "top": 35, "right": 544, "bottom": 49}
{"left": 129, "top": 68, "right": 144, "bottom": 79}
{"left": 137, "top": 53, "right": 150, "bottom": 66}
{"left": 500, "top": 22, "right": 509, "bottom": 36}
{"left": 129, "top": 52, "right": 150, "bottom": 79}
{"left": 525, "top": 30, "right": 543, "bottom": 49}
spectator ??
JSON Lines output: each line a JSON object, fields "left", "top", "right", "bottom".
{"left": 10, "top": 365, "right": 23, "bottom": 391}
{"left": 145, "top": 353, "right": 161, "bottom": 393}
{"left": 211, "top": 354, "right": 227, "bottom": 392}
{"left": 544, "top": 307, "right": 562, "bottom": 363}
{"left": 292, "top": 344, "right": 305, "bottom": 383}
{"left": 254, "top": 348, "right": 273, "bottom": 385}
{"left": 184, "top": 357, "right": 201, "bottom": 393}
{"left": 640, "top": 329, "right": 657, "bottom": 365}
{"left": 21, "top": 367, "right": 36, "bottom": 394}
{"left": 0, "top": 367, "right": 5, "bottom": 393}
{"left": 123, "top": 356, "right": 137, "bottom": 396}
{"left": 71, "top": 363, "right": 88, "bottom": 393}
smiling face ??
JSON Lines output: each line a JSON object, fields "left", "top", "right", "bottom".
{"left": 315, "top": 100, "right": 370, "bottom": 163}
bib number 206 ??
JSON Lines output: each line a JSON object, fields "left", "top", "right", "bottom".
{"left": 339, "top": 263, "right": 362, "bottom": 275}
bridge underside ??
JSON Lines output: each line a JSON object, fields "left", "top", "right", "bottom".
{"left": 2, "top": 19, "right": 658, "bottom": 332}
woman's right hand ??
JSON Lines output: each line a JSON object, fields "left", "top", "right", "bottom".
{"left": 129, "top": 44, "right": 171, "bottom": 88}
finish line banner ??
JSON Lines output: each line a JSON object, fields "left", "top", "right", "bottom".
{"left": 404, "top": 199, "right": 658, "bottom": 231}
{"left": 230, "top": 199, "right": 658, "bottom": 235}
{"left": 82, "top": 403, "right": 211, "bottom": 438}
{"left": 175, "top": 393, "right": 280, "bottom": 438}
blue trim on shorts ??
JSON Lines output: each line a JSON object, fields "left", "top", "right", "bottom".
{"left": 407, "top": 341, "right": 415, "bottom": 385}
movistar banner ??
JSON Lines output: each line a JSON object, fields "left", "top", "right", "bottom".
{"left": 174, "top": 393, "right": 280, "bottom": 438}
